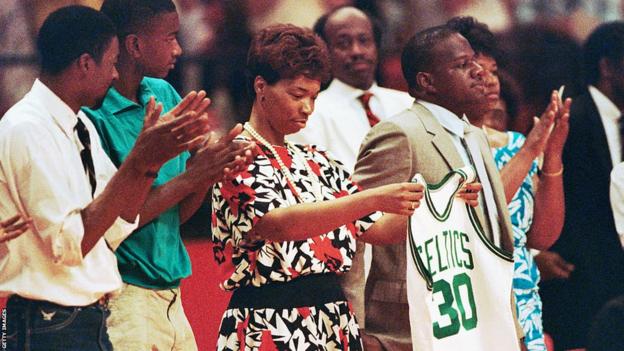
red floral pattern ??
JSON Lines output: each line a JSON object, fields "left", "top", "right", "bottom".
{"left": 211, "top": 139, "right": 380, "bottom": 290}
{"left": 211, "top": 139, "right": 377, "bottom": 350}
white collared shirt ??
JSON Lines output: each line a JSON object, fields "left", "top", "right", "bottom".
{"left": 591, "top": 84, "right": 624, "bottom": 247}
{"left": 610, "top": 163, "right": 624, "bottom": 248}
{"left": 589, "top": 85, "right": 622, "bottom": 165}
{"left": 0, "top": 79, "right": 137, "bottom": 306}
{"left": 598, "top": 85, "right": 624, "bottom": 248}
{"left": 418, "top": 100, "right": 502, "bottom": 245}
{"left": 288, "top": 79, "right": 414, "bottom": 172}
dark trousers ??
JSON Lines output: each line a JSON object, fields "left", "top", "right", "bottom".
{"left": 5, "top": 295, "right": 113, "bottom": 351}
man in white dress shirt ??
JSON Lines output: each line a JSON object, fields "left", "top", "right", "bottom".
{"left": 288, "top": 6, "right": 413, "bottom": 171}
{"left": 0, "top": 6, "right": 214, "bottom": 350}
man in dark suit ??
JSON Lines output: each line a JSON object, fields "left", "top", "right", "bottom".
{"left": 537, "top": 21, "right": 624, "bottom": 351}
{"left": 349, "top": 25, "right": 521, "bottom": 350}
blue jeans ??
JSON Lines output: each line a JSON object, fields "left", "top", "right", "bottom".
{"left": 5, "top": 295, "right": 113, "bottom": 351}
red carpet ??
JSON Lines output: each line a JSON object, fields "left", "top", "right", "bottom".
{"left": 181, "top": 237, "right": 231, "bottom": 350}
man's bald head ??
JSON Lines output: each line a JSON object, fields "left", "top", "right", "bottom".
{"left": 314, "top": 7, "right": 380, "bottom": 90}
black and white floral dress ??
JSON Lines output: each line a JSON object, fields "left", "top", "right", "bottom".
{"left": 211, "top": 138, "right": 381, "bottom": 350}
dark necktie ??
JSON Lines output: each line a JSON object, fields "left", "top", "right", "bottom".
{"left": 75, "top": 118, "right": 97, "bottom": 197}
{"left": 358, "top": 92, "right": 381, "bottom": 127}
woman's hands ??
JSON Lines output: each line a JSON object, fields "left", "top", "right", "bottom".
{"left": 542, "top": 95, "right": 572, "bottom": 168}
{"left": 251, "top": 181, "right": 424, "bottom": 243}
{"left": 522, "top": 90, "right": 571, "bottom": 160}
{"left": 368, "top": 182, "right": 424, "bottom": 216}
{"left": 369, "top": 180, "right": 482, "bottom": 216}
{"left": 523, "top": 91, "right": 561, "bottom": 158}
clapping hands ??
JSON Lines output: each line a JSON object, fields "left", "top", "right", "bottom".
{"left": 130, "top": 92, "right": 213, "bottom": 174}
{"left": 524, "top": 90, "right": 572, "bottom": 159}
{"left": 186, "top": 124, "right": 257, "bottom": 187}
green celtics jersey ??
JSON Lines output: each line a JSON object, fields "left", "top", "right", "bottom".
{"left": 406, "top": 167, "right": 519, "bottom": 351}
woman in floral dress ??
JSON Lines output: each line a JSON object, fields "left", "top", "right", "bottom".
{"left": 209, "top": 24, "right": 459, "bottom": 351}
{"left": 447, "top": 17, "right": 571, "bottom": 351}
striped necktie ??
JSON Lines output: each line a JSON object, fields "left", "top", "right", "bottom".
{"left": 74, "top": 118, "right": 97, "bottom": 197}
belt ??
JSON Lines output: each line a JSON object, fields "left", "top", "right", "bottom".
{"left": 8, "top": 294, "right": 111, "bottom": 309}
{"left": 229, "top": 273, "right": 345, "bottom": 309}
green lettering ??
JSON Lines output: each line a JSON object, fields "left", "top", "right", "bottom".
{"left": 431, "top": 273, "right": 479, "bottom": 339}
{"left": 453, "top": 273, "right": 478, "bottom": 331}
{"left": 435, "top": 235, "right": 448, "bottom": 273}
{"left": 460, "top": 233, "right": 474, "bottom": 269}
{"left": 453, "top": 230, "right": 462, "bottom": 268}
{"left": 425, "top": 238, "right": 436, "bottom": 276}
{"left": 443, "top": 230, "right": 454, "bottom": 269}
{"left": 432, "top": 279, "right": 460, "bottom": 339}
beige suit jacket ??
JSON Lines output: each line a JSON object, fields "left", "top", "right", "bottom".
{"left": 344, "top": 102, "right": 515, "bottom": 350}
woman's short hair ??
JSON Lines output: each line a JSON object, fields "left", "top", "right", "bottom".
{"left": 446, "top": 16, "right": 499, "bottom": 60}
{"left": 246, "top": 24, "right": 331, "bottom": 98}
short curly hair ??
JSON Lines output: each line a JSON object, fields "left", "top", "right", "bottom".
{"left": 446, "top": 16, "right": 499, "bottom": 60}
{"left": 246, "top": 24, "right": 331, "bottom": 98}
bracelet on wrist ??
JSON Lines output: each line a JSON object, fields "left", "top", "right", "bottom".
{"left": 540, "top": 166, "right": 564, "bottom": 177}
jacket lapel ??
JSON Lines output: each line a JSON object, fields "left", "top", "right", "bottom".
{"left": 415, "top": 103, "right": 508, "bottom": 247}
{"left": 413, "top": 103, "right": 464, "bottom": 170}
{"left": 470, "top": 126, "right": 515, "bottom": 253}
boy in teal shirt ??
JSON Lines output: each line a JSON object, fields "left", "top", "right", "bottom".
{"left": 83, "top": 1, "right": 250, "bottom": 349}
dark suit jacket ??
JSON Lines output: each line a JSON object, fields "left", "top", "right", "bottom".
{"left": 345, "top": 103, "right": 516, "bottom": 350}
{"left": 540, "top": 89, "right": 624, "bottom": 350}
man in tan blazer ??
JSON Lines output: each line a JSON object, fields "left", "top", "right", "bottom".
{"left": 348, "top": 25, "right": 518, "bottom": 350}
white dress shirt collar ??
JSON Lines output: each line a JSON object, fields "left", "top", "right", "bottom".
{"left": 327, "top": 79, "right": 382, "bottom": 101}
{"left": 31, "top": 79, "right": 79, "bottom": 138}
{"left": 417, "top": 100, "right": 468, "bottom": 138}
{"left": 589, "top": 85, "right": 621, "bottom": 122}
{"left": 589, "top": 85, "right": 622, "bottom": 165}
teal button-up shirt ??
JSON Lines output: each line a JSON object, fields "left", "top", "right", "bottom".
{"left": 83, "top": 77, "right": 191, "bottom": 289}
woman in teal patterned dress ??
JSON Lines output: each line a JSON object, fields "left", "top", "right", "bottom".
{"left": 448, "top": 17, "right": 571, "bottom": 351}
{"left": 491, "top": 132, "right": 545, "bottom": 350}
